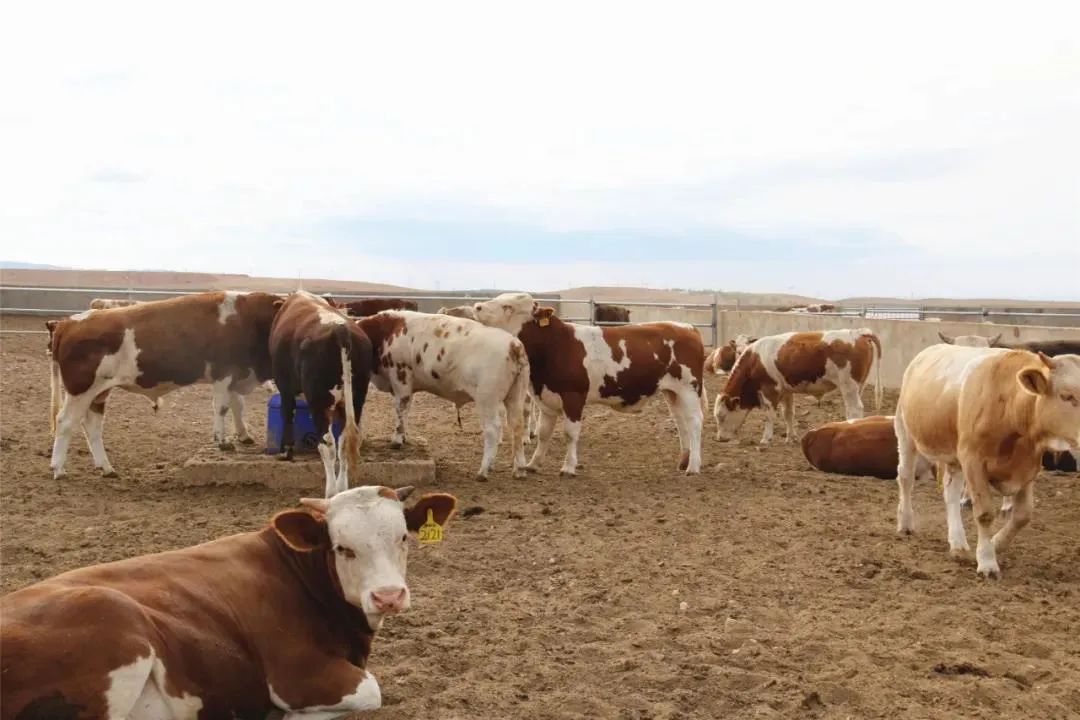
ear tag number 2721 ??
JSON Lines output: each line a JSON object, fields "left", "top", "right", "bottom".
{"left": 418, "top": 509, "right": 444, "bottom": 545}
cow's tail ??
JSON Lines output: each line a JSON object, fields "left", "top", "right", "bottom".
{"left": 50, "top": 358, "right": 63, "bottom": 434}
{"left": 335, "top": 324, "right": 363, "bottom": 477}
{"left": 866, "top": 331, "right": 884, "bottom": 412}
{"left": 505, "top": 340, "right": 530, "bottom": 429}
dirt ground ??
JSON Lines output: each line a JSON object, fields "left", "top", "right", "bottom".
{"left": 3, "top": 314, "right": 1080, "bottom": 720}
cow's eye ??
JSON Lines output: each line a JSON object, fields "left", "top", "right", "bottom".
{"left": 401, "top": 534, "right": 408, "bottom": 543}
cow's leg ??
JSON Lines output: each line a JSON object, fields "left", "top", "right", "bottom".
{"left": 476, "top": 401, "right": 503, "bottom": 480}
{"left": 390, "top": 393, "right": 412, "bottom": 449}
{"left": 894, "top": 409, "right": 918, "bottom": 535}
{"left": 781, "top": 392, "right": 796, "bottom": 443}
{"left": 559, "top": 415, "right": 583, "bottom": 477}
{"left": 502, "top": 380, "right": 528, "bottom": 479}
{"left": 526, "top": 406, "right": 559, "bottom": 473}
{"left": 228, "top": 390, "right": 254, "bottom": 445}
{"left": 992, "top": 481, "right": 1033, "bottom": 554}
{"left": 759, "top": 395, "right": 776, "bottom": 445}
{"left": 318, "top": 428, "right": 342, "bottom": 498}
{"left": 81, "top": 395, "right": 117, "bottom": 478}
{"left": 211, "top": 378, "right": 235, "bottom": 450}
{"left": 277, "top": 389, "right": 297, "bottom": 461}
{"left": 661, "top": 390, "right": 689, "bottom": 470}
{"left": 963, "top": 461, "right": 1000, "bottom": 578}
{"left": 675, "top": 389, "right": 703, "bottom": 474}
{"left": 51, "top": 391, "right": 96, "bottom": 479}
{"left": 942, "top": 464, "right": 970, "bottom": 554}
{"left": 840, "top": 380, "right": 865, "bottom": 420}
{"left": 269, "top": 661, "right": 381, "bottom": 719}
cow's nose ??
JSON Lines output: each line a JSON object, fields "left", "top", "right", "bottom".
{"left": 371, "top": 586, "right": 408, "bottom": 613}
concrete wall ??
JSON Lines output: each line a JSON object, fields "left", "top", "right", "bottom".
{"left": 716, "top": 311, "right": 1080, "bottom": 388}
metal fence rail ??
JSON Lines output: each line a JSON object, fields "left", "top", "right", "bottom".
{"left": 2, "top": 285, "right": 1079, "bottom": 340}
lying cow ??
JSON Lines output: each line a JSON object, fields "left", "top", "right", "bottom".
{"left": 0, "top": 486, "right": 456, "bottom": 719}
{"left": 270, "top": 291, "right": 372, "bottom": 498}
{"left": 594, "top": 303, "right": 631, "bottom": 324}
{"left": 895, "top": 345, "right": 1080, "bottom": 578}
{"left": 89, "top": 297, "right": 141, "bottom": 310}
{"left": 355, "top": 310, "right": 529, "bottom": 479}
{"left": 472, "top": 293, "right": 706, "bottom": 475}
{"left": 703, "top": 334, "right": 755, "bottom": 375}
{"left": 714, "top": 329, "right": 883, "bottom": 444}
{"left": 802, "top": 415, "right": 928, "bottom": 480}
{"left": 48, "top": 291, "right": 283, "bottom": 479}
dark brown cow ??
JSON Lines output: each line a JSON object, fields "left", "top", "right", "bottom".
{"left": 715, "top": 329, "right": 883, "bottom": 444}
{"left": 473, "top": 293, "right": 705, "bottom": 475}
{"left": 0, "top": 486, "right": 457, "bottom": 720}
{"left": 47, "top": 291, "right": 283, "bottom": 479}
{"left": 269, "top": 291, "right": 372, "bottom": 498}
{"left": 802, "top": 415, "right": 906, "bottom": 479}
{"left": 593, "top": 303, "right": 631, "bottom": 324}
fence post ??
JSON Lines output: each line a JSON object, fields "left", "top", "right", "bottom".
{"left": 711, "top": 292, "right": 719, "bottom": 346}
{"left": 588, "top": 296, "right": 595, "bottom": 326}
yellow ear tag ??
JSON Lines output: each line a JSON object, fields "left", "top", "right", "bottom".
{"left": 537, "top": 316, "right": 550, "bottom": 327}
{"left": 417, "top": 509, "right": 444, "bottom": 545}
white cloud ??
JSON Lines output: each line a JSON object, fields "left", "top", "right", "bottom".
{"left": 1, "top": 0, "right": 1077, "bottom": 298}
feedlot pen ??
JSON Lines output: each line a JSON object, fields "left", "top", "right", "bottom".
{"left": 2, "top": 315, "right": 1080, "bottom": 719}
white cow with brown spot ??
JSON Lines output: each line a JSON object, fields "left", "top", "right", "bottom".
{"left": 356, "top": 310, "right": 530, "bottom": 480}
{"left": 895, "top": 344, "right": 1080, "bottom": 578}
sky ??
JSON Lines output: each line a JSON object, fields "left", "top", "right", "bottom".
{"left": 1, "top": 1, "right": 1078, "bottom": 299}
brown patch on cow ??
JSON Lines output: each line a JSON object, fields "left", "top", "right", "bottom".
{"left": 422, "top": 342, "right": 429, "bottom": 352}
{"left": 396, "top": 366, "right": 407, "bottom": 383}
{"left": 354, "top": 313, "right": 407, "bottom": 358}
{"left": 772, "top": 332, "right": 877, "bottom": 389}
{"left": 431, "top": 370, "right": 440, "bottom": 380}
{"left": 415, "top": 353, "right": 422, "bottom": 366}
{"left": 376, "top": 486, "right": 398, "bottom": 500}
{"left": 722, "top": 349, "right": 773, "bottom": 410}
{"left": 437, "top": 348, "right": 445, "bottom": 361}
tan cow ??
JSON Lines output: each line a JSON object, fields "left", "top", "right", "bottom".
{"left": 472, "top": 293, "right": 706, "bottom": 475}
{"left": 89, "top": 298, "right": 142, "bottom": 310}
{"left": 714, "top": 329, "right": 883, "bottom": 444}
{"left": 895, "top": 345, "right": 1080, "bottom": 577}
{"left": 48, "top": 292, "right": 283, "bottom": 479}
{"left": 0, "top": 486, "right": 457, "bottom": 719}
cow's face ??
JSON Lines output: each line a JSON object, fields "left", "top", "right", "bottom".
{"left": 273, "top": 486, "right": 457, "bottom": 630}
{"left": 473, "top": 292, "right": 535, "bottom": 334}
{"left": 1021, "top": 354, "right": 1080, "bottom": 449}
{"left": 714, "top": 393, "right": 750, "bottom": 441}
{"left": 439, "top": 304, "right": 477, "bottom": 320}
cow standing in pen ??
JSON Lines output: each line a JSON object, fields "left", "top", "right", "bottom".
{"left": 269, "top": 291, "right": 372, "bottom": 498}
{"left": 895, "top": 344, "right": 1080, "bottom": 578}
{"left": 355, "top": 310, "right": 530, "bottom": 480}
{"left": 472, "top": 293, "right": 706, "bottom": 475}
{"left": 714, "top": 329, "right": 883, "bottom": 444}
{"left": 704, "top": 334, "right": 755, "bottom": 375}
{"left": 47, "top": 291, "right": 283, "bottom": 479}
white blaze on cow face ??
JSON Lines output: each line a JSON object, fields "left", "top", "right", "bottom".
{"left": 304, "top": 486, "right": 412, "bottom": 630}
{"left": 473, "top": 292, "right": 535, "bottom": 335}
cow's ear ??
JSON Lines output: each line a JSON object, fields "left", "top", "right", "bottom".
{"left": 404, "top": 493, "right": 458, "bottom": 533}
{"left": 272, "top": 299, "right": 285, "bottom": 312}
{"left": 722, "top": 394, "right": 740, "bottom": 411}
{"left": 272, "top": 510, "right": 329, "bottom": 552}
{"left": 1018, "top": 366, "right": 1050, "bottom": 396}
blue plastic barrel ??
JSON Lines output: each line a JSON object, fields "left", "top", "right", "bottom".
{"left": 266, "top": 394, "right": 344, "bottom": 455}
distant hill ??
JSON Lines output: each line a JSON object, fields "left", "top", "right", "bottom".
{"left": 0, "top": 261, "right": 68, "bottom": 270}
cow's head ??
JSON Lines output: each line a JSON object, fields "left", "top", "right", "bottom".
{"left": 1019, "top": 353, "right": 1080, "bottom": 450}
{"left": 272, "top": 485, "right": 457, "bottom": 630}
{"left": 938, "top": 331, "right": 1001, "bottom": 347}
{"left": 472, "top": 292, "right": 537, "bottom": 335}
{"left": 713, "top": 393, "right": 750, "bottom": 441}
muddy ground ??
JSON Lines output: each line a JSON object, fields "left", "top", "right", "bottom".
{"left": 2, "top": 315, "right": 1079, "bottom": 719}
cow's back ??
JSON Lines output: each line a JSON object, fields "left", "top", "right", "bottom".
{"left": 802, "top": 416, "right": 898, "bottom": 479}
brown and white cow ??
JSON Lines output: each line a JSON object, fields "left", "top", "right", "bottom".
{"left": 0, "top": 486, "right": 457, "bottom": 720}
{"left": 801, "top": 415, "right": 933, "bottom": 480}
{"left": 594, "top": 303, "right": 631, "bottom": 324}
{"left": 472, "top": 293, "right": 706, "bottom": 475}
{"left": 703, "top": 334, "right": 755, "bottom": 375}
{"left": 48, "top": 291, "right": 283, "bottom": 479}
{"left": 89, "top": 297, "right": 142, "bottom": 310}
{"left": 355, "top": 310, "right": 530, "bottom": 480}
{"left": 270, "top": 292, "right": 372, "bottom": 498}
{"left": 895, "top": 345, "right": 1080, "bottom": 577}
{"left": 714, "top": 329, "right": 883, "bottom": 444}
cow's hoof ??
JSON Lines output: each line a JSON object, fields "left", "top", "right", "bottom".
{"left": 475, "top": 473, "right": 489, "bottom": 482}
{"left": 238, "top": 436, "right": 255, "bottom": 446}
{"left": 218, "top": 441, "right": 235, "bottom": 451}
{"left": 52, "top": 470, "right": 66, "bottom": 481}
{"left": 977, "top": 564, "right": 1001, "bottom": 580}
{"left": 949, "top": 547, "right": 970, "bottom": 559}
{"left": 277, "top": 451, "right": 293, "bottom": 462}
{"left": 513, "top": 469, "right": 528, "bottom": 479}
{"left": 101, "top": 469, "right": 119, "bottom": 479}
{"left": 684, "top": 469, "right": 701, "bottom": 476}
{"left": 390, "top": 441, "right": 403, "bottom": 450}
{"left": 559, "top": 470, "right": 577, "bottom": 478}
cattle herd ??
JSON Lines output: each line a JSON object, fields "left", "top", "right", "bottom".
{"left": 4, "top": 288, "right": 1080, "bottom": 719}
